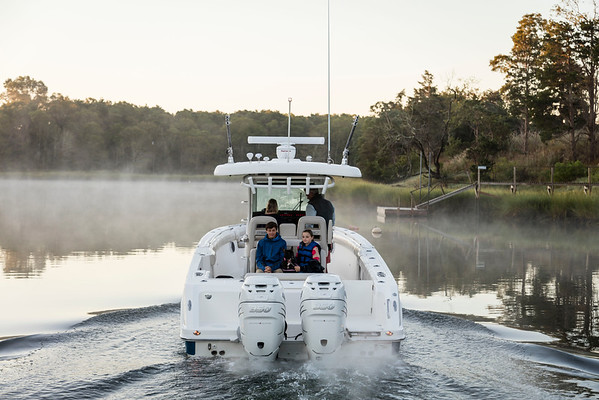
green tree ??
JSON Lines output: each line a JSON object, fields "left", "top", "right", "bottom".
{"left": 357, "top": 94, "right": 414, "bottom": 182}
{"left": 406, "top": 71, "right": 455, "bottom": 178}
{"left": 357, "top": 73, "right": 459, "bottom": 182}
{"left": 538, "top": 18, "right": 585, "bottom": 158}
{"left": 491, "top": 13, "right": 546, "bottom": 155}
{"left": 1, "top": 76, "right": 48, "bottom": 105}
{"left": 452, "top": 90, "right": 515, "bottom": 170}
{"left": 0, "top": 102, "right": 34, "bottom": 169}
{"left": 556, "top": 0, "right": 599, "bottom": 161}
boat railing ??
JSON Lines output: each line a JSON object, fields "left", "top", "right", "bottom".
{"left": 242, "top": 175, "right": 334, "bottom": 195}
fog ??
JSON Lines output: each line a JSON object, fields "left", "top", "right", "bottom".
{"left": 3, "top": 177, "right": 597, "bottom": 264}
{"left": 0, "top": 178, "right": 245, "bottom": 275}
{"left": 1, "top": 178, "right": 598, "bottom": 349}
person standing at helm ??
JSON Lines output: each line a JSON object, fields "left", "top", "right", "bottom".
{"left": 305, "top": 189, "right": 335, "bottom": 226}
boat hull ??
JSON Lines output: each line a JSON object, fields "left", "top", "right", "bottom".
{"left": 180, "top": 223, "right": 405, "bottom": 360}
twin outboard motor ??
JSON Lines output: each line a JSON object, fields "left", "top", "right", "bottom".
{"left": 300, "top": 274, "right": 347, "bottom": 358}
{"left": 238, "top": 275, "right": 286, "bottom": 361}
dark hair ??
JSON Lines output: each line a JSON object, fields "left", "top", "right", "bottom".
{"left": 265, "top": 221, "right": 278, "bottom": 230}
{"left": 302, "top": 229, "right": 314, "bottom": 237}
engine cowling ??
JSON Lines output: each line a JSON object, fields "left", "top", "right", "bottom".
{"left": 300, "top": 274, "right": 347, "bottom": 358}
{"left": 238, "top": 275, "right": 286, "bottom": 360}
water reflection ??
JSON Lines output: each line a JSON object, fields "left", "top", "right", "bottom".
{"left": 0, "top": 249, "right": 61, "bottom": 278}
{"left": 369, "top": 217, "right": 599, "bottom": 353}
{"left": 1, "top": 179, "right": 598, "bottom": 352}
{"left": 0, "top": 178, "right": 245, "bottom": 277}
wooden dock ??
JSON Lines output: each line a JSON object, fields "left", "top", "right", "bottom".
{"left": 377, "top": 206, "right": 427, "bottom": 221}
{"left": 377, "top": 183, "right": 476, "bottom": 222}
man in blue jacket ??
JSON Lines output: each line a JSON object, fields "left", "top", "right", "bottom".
{"left": 255, "top": 221, "right": 287, "bottom": 273}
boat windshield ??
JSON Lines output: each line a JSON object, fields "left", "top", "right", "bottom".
{"left": 253, "top": 187, "right": 307, "bottom": 213}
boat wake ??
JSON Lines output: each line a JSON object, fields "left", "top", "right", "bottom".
{"left": 1, "top": 305, "right": 598, "bottom": 399}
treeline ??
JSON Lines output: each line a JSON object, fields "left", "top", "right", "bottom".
{"left": 358, "top": 2, "right": 599, "bottom": 182}
{"left": 2, "top": 2, "right": 599, "bottom": 182}
{"left": 0, "top": 77, "right": 359, "bottom": 174}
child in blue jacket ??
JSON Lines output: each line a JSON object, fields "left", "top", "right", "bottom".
{"left": 255, "top": 221, "right": 287, "bottom": 273}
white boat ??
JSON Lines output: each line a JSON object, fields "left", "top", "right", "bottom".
{"left": 180, "top": 131, "right": 405, "bottom": 361}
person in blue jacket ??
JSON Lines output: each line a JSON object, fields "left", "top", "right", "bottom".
{"left": 255, "top": 221, "right": 287, "bottom": 273}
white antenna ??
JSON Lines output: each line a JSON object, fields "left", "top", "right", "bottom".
{"left": 327, "top": 0, "right": 332, "bottom": 164}
{"left": 287, "top": 97, "right": 292, "bottom": 162}
{"left": 288, "top": 97, "right": 292, "bottom": 143}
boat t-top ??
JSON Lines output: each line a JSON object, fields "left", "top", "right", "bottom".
{"left": 180, "top": 115, "right": 405, "bottom": 361}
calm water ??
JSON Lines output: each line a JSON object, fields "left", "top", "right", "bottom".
{"left": 1, "top": 179, "right": 598, "bottom": 399}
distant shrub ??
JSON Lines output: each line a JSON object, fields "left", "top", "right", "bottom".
{"left": 492, "top": 157, "right": 514, "bottom": 182}
{"left": 553, "top": 160, "right": 586, "bottom": 183}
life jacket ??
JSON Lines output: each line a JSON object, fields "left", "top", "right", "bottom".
{"left": 297, "top": 240, "right": 321, "bottom": 267}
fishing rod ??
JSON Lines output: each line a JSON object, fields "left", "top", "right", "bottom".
{"left": 341, "top": 115, "right": 359, "bottom": 165}
{"left": 326, "top": 0, "right": 333, "bottom": 164}
{"left": 225, "top": 114, "right": 234, "bottom": 163}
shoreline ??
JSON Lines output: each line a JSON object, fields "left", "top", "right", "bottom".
{"left": 2, "top": 171, "right": 598, "bottom": 222}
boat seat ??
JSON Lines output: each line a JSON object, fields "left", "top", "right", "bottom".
{"left": 296, "top": 216, "right": 328, "bottom": 267}
{"left": 246, "top": 216, "right": 277, "bottom": 249}
{"left": 246, "top": 216, "right": 276, "bottom": 273}
{"left": 249, "top": 246, "right": 299, "bottom": 273}
{"left": 297, "top": 216, "right": 327, "bottom": 246}
{"left": 279, "top": 223, "right": 297, "bottom": 239}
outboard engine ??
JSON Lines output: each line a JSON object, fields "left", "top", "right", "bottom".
{"left": 300, "top": 274, "right": 347, "bottom": 358}
{"left": 238, "top": 275, "right": 286, "bottom": 361}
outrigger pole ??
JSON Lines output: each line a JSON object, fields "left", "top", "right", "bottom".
{"left": 225, "top": 114, "right": 234, "bottom": 163}
{"left": 327, "top": 0, "right": 332, "bottom": 164}
{"left": 288, "top": 98, "right": 292, "bottom": 142}
{"left": 287, "top": 98, "right": 292, "bottom": 163}
{"left": 341, "top": 115, "right": 359, "bottom": 165}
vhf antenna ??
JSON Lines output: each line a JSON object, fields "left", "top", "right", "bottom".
{"left": 327, "top": 0, "right": 332, "bottom": 164}
{"left": 287, "top": 98, "right": 292, "bottom": 143}
{"left": 225, "top": 114, "right": 234, "bottom": 163}
{"left": 341, "top": 115, "right": 359, "bottom": 165}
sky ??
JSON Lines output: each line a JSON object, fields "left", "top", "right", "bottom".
{"left": 0, "top": 0, "right": 561, "bottom": 116}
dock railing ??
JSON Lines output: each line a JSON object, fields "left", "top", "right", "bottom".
{"left": 476, "top": 166, "right": 596, "bottom": 196}
{"left": 410, "top": 183, "right": 476, "bottom": 209}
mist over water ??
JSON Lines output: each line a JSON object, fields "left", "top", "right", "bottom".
{"left": 0, "top": 178, "right": 245, "bottom": 276}
{"left": 334, "top": 196, "right": 599, "bottom": 352}
{"left": 1, "top": 178, "right": 599, "bottom": 398}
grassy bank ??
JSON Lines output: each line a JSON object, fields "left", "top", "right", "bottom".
{"left": 329, "top": 177, "right": 446, "bottom": 208}
{"left": 480, "top": 186, "right": 599, "bottom": 223}
{"left": 331, "top": 178, "right": 599, "bottom": 223}
{"left": 4, "top": 171, "right": 598, "bottom": 223}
